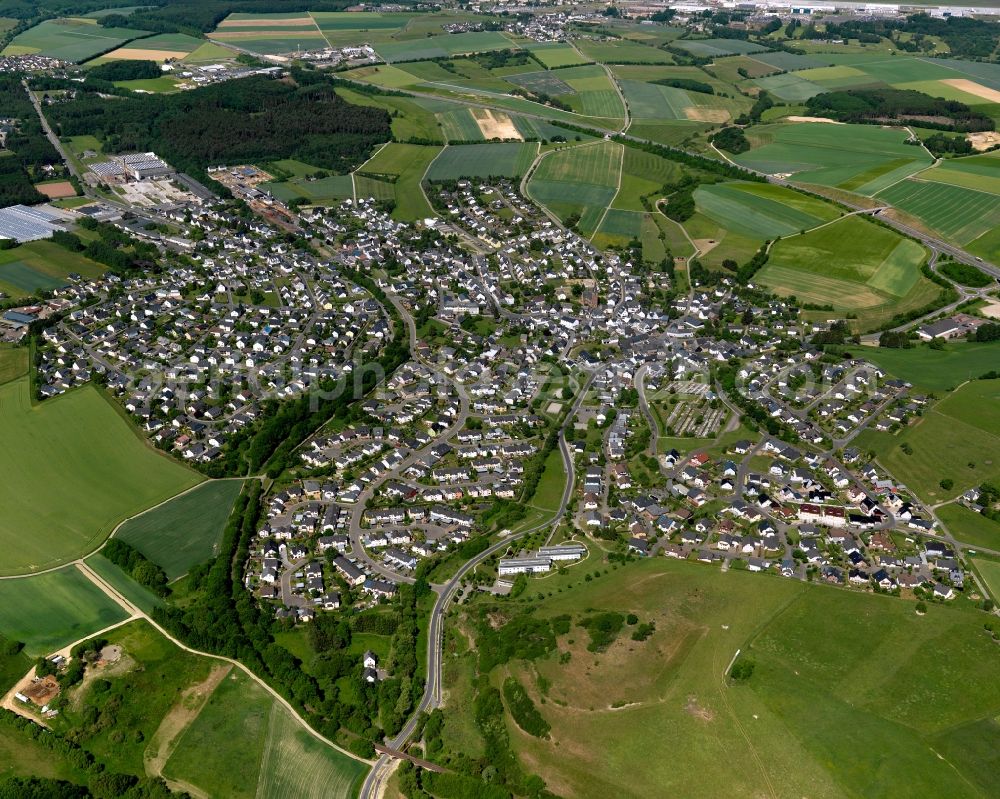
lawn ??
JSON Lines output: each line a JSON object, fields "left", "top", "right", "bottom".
{"left": 449, "top": 558, "right": 1000, "bottom": 798}
{"left": 0, "top": 378, "right": 201, "bottom": 575}
{"left": 115, "top": 480, "right": 245, "bottom": 580}
{"left": 426, "top": 142, "right": 538, "bottom": 181}
{"left": 0, "top": 566, "right": 129, "bottom": 656}
{"left": 735, "top": 122, "right": 933, "bottom": 195}
{"left": 865, "top": 379, "right": 1000, "bottom": 503}
{"left": 936, "top": 503, "right": 1000, "bottom": 551}
{"left": 861, "top": 340, "right": 1000, "bottom": 393}
{"left": 356, "top": 143, "right": 441, "bottom": 221}
{"left": 528, "top": 447, "right": 567, "bottom": 514}
{"left": 3, "top": 17, "right": 150, "bottom": 62}
{"left": 757, "top": 215, "right": 939, "bottom": 330}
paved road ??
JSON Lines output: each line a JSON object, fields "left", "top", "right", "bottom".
{"left": 360, "top": 371, "right": 593, "bottom": 798}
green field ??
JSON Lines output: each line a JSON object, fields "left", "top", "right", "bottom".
{"left": 0, "top": 567, "right": 128, "bottom": 656}
{"left": 115, "top": 480, "right": 244, "bottom": 580}
{"left": 973, "top": 557, "right": 1000, "bottom": 600}
{"left": 374, "top": 31, "right": 513, "bottom": 63}
{"left": 115, "top": 76, "right": 180, "bottom": 93}
{"left": 85, "top": 553, "right": 164, "bottom": 616}
{"left": 861, "top": 340, "right": 1000, "bottom": 392}
{"left": 0, "top": 240, "right": 105, "bottom": 299}
{"left": 163, "top": 668, "right": 366, "bottom": 798}
{"left": 674, "top": 38, "right": 766, "bottom": 57}
{"left": 0, "top": 378, "right": 200, "bottom": 575}
{"left": 611, "top": 147, "right": 683, "bottom": 212}
{"left": 54, "top": 620, "right": 214, "bottom": 775}
{"left": 527, "top": 141, "right": 622, "bottom": 235}
{"left": 356, "top": 143, "right": 441, "bottom": 220}
{"left": 756, "top": 215, "right": 939, "bottom": 329}
{"left": 575, "top": 39, "right": 673, "bottom": 64}
{"left": 937, "top": 503, "right": 1000, "bottom": 551}
{"left": 427, "top": 142, "right": 538, "bottom": 180}
{"left": 864, "top": 379, "right": 1000, "bottom": 502}
{"left": 3, "top": 18, "right": 150, "bottom": 62}
{"left": 735, "top": 123, "right": 933, "bottom": 195}
{"left": 527, "top": 41, "right": 591, "bottom": 68}
{"left": 878, "top": 178, "right": 1000, "bottom": 247}
{"left": 694, "top": 181, "right": 840, "bottom": 239}
{"left": 336, "top": 86, "right": 444, "bottom": 143}
{"left": 446, "top": 558, "right": 1000, "bottom": 798}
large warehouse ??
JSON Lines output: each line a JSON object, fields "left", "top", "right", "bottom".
{"left": 0, "top": 204, "right": 67, "bottom": 243}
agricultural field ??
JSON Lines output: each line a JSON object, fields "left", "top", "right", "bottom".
{"left": 756, "top": 215, "right": 939, "bottom": 330}
{"left": 877, "top": 171, "right": 1000, "bottom": 261}
{"left": 445, "top": 558, "right": 1000, "bottom": 799}
{"left": 115, "top": 479, "right": 245, "bottom": 580}
{"left": 574, "top": 39, "right": 673, "bottom": 64}
{"left": 89, "top": 31, "right": 203, "bottom": 63}
{"left": 209, "top": 12, "right": 327, "bottom": 55}
{"left": 426, "top": 142, "right": 538, "bottom": 181}
{"left": 527, "top": 41, "right": 591, "bottom": 68}
{"left": 0, "top": 239, "right": 105, "bottom": 299}
{"left": 693, "top": 181, "right": 841, "bottom": 239}
{"left": 674, "top": 38, "right": 767, "bottom": 57}
{"left": 0, "top": 566, "right": 128, "bottom": 656}
{"left": 0, "top": 377, "right": 201, "bottom": 576}
{"left": 374, "top": 31, "right": 514, "bottom": 64}
{"left": 0, "top": 347, "right": 27, "bottom": 386}
{"left": 734, "top": 122, "right": 933, "bottom": 195}
{"left": 355, "top": 142, "right": 441, "bottom": 220}
{"left": 162, "top": 668, "right": 366, "bottom": 798}
{"left": 861, "top": 340, "right": 1000, "bottom": 393}
{"left": 527, "top": 140, "right": 623, "bottom": 236}
{"left": 2, "top": 17, "right": 150, "bottom": 62}
{"left": 84, "top": 553, "right": 165, "bottom": 616}
{"left": 334, "top": 86, "right": 444, "bottom": 143}
{"left": 864, "top": 378, "right": 1000, "bottom": 502}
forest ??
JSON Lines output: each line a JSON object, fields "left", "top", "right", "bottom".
{"left": 805, "top": 88, "right": 994, "bottom": 131}
{"left": 44, "top": 69, "right": 391, "bottom": 178}
{"left": 0, "top": 75, "right": 62, "bottom": 206}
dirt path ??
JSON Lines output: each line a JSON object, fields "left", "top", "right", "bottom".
{"left": 145, "top": 663, "right": 232, "bottom": 780}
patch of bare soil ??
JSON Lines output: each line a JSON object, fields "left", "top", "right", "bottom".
{"left": 144, "top": 663, "right": 232, "bottom": 778}
{"left": 684, "top": 694, "right": 715, "bottom": 722}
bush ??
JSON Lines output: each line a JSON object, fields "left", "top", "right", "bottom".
{"left": 729, "top": 656, "right": 755, "bottom": 681}
{"left": 577, "top": 612, "right": 624, "bottom": 652}
{"left": 502, "top": 677, "right": 550, "bottom": 738}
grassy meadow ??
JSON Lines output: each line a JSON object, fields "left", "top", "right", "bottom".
{"left": 0, "top": 378, "right": 200, "bottom": 575}
{"left": 756, "top": 215, "right": 940, "bottom": 330}
{"left": 861, "top": 379, "right": 1000, "bottom": 503}
{"left": 446, "top": 559, "right": 1000, "bottom": 798}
